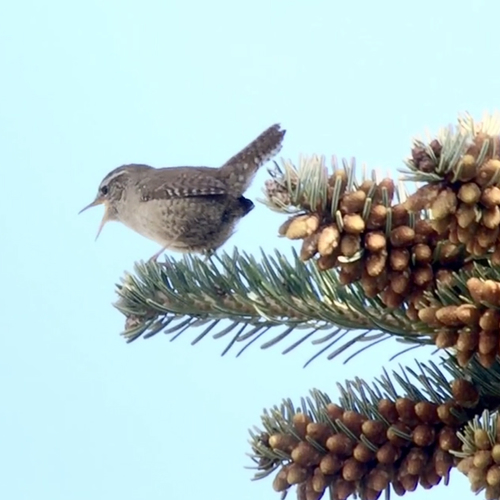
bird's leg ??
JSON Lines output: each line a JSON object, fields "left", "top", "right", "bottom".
{"left": 148, "top": 236, "right": 181, "bottom": 263}
{"left": 202, "top": 249, "right": 215, "bottom": 263}
{"left": 148, "top": 246, "right": 169, "bottom": 263}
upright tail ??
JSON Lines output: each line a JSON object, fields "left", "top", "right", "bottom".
{"left": 218, "top": 123, "right": 286, "bottom": 196}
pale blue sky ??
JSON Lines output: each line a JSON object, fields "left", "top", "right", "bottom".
{"left": 1, "top": 0, "right": 497, "bottom": 498}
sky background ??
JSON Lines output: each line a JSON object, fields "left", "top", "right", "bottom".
{"left": 1, "top": 0, "right": 498, "bottom": 499}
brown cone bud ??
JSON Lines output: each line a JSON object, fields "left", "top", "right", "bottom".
{"left": 365, "top": 250, "right": 388, "bottom": 277}
{"left": 480, "top": 309, "right": 500, "bottom": 331}
{"left": 412, "top": 264, "right": 433, "bottom": 287}
{"left": 486, "top": 465, "right": 500, "bottom": 487}
{"left": 392, "top": 204, "right": 409, "bottom": 226}
{"left": 325, "top": 403, "right": 344, "bottom": 421}
{"left": 452, "top": 379, "right": 480, "bottom": 408}
{"left": 286, "top": 463, "right": 309, "bottom": 485}
{"left": 398, "top": 474, "right": 419, "bottom": 492}
{"left": 457, "top": 456, "right": 474, "bottom": 475}
{"left": 474, "top": 450, "right": 493, "bottom": 470}
{"left": 338, "top": 261, "right": 362, "bottom": 285}
{"left": 456, "top": 202, "right": 477, "bottom": 228}
{"left": 293, "top": 412, "right": 312, "bottom": 439}
{"left": 457, "top": 154, "right": 478, "bottom": 181}
{"left": 390, "top": 270, "right": 411, "bottom": 295}
{"left": 361, "top": 419, "right": 388, "bottom": 445}
{"left": 340, "top": 234, "right": 361, "bottom": 257}
{"left": 272, "top": 467, "right": 290, "bottom": 491}
{"left": 319, "top": 453, "right": 343, "bottom": 475}
{"left": 342, "top": 457, "right": 366, "bottom": 481}
{"left": 311, "top": 468, "right": 329, "bottom": 494}
{"left": 492, "top": 444, "right": 500, "bottom": 464}
{"left": 456, "top": 328, "right": 479, "bottom": 352}
{"left": 412, "top": 424, "right": 436, "bottom": 447}
{"left": 333, "top": 479, "right": 355, "bottom": 500}
{"left": 326, "top": 433, "right": 355, "bottom": 456}
{"left": 380, "top": 288, "right": 404, "bottom": 308}
{"left": 438, "top": 426, "right": 461, "bottom": 452}
{"left": 375, "top": 178, "right": 395, "bottom": 203}
{"left": 317, "top": 225, "right": 340, "bottom": 256}
{"left": 477, "top": 226, "right": 499, "bottom": 248}
{"left": 343, "top": 214, "right": 365, "bottom": 234}
{"left": 376, "top": 442, "right": 400, "bottom": 464}
{"left": 483, "top": 280, "right": 500, "bottom": 306}
{"left": 483, "top": 206, "right": 500, "bottom": 229}
{"left": 476, "top": 159, "right": 500, "bottom": 187}
{"left": 403, "top": 447, "right": 427, "bottom": 476}
{"left": 468, "top": 465, "right": 487, "bottom": 492}
{"left": 458, "top": 182, "right": 481, "bottom": 204}
{"left": 365, "top": 465, "right": 390, "bottom": 492}
{"left": 435, "top": 305, "right": 462, "bottom": 326}
{"left": 482, "top": 186, "right": 500, "bottom": 208}
{"left": 418, "top": 307, "right": 441, "bottom": 327}
{"left": 456, "top": 304, "right": 481, "bottom": 326}
{"left": 475, "top": 429, "right": 493, "bottom": 450}
{"left": 390, "top": 226, "right": 415, "bottom": 247}
{"left": 285, "top": 215, "right": 311, "bottom": 239}
{"left": 414, "top": 401, "right": 439, "bottom": 424}
{"left": 412, "top": 243, "right": 433, "bottom": 264}
{"left": 365, "top": 231, "right": 387, "bottom": 252}
{"left": 367, "top": 205, "right": 387, "bottom": 229}
{"left": 437, "top": 401, "right": 461, "bottom": 426}
{"left": 353, "top": 442, "right": 376, "bottom": 463}
{"left": 300, "top": 233, "right": 319, "bottom": 261}
{"left": 269, "top": 434, "right": 298, "bottom": 453}
{"left": 422, "top": 467, "right": 442, "bottom": 488}
{"left": 378, "top": 399, "right": 399, "bottom": 424}
{"left": 431, "top": 189, "right": 457, "bottom": 219}
{"left": 317, "top": 252, "right": 338, "bottom": 271}
{"left": 342, "top": 410, "right": 366, "bottom": 436}
{"left": 389, "top": 248, "right": 410, "bottom": 271}
{"left": 435, "top": 329, "right": 458, "bottom": 349}
{"left": 307, "top": 422, "right": 332, "bottom": 446}
{"left": 291, "top": 441, "right": 322, "bottom": 467}
{"left": 395, "top": 398, "right": 418, "bottom": 424}
{"left": 479, "top": 329, "right": 498, "bottom": 355}
{"left": 340, "top": 190, "right": 367, "bottom": 214}
{"left": 387, "top": 422, "right": 412, "bottom": 447}
{"left": 433, "top": 449, "right": 455, "bottom": 477}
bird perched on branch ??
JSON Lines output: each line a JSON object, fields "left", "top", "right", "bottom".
{"left": 80, "top": 124, "right": 286, "bottom": 260}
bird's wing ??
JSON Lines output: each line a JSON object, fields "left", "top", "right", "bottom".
{"left": 139, "top": 167, "right": 228, "bottom": 201}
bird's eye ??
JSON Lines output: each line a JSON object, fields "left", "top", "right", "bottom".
{"left": 100, "top": 185, "right": 109, "bottom": 196}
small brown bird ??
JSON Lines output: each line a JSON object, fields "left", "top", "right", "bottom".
{"left": 80, "top": 124, "right": 286, "bottom": 260}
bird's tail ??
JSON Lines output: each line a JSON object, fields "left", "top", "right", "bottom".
{"left": 218, "top": 123, "right": 286, "bottom": 196}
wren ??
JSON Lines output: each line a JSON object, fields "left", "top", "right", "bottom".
{"left": 80, "top": 124, "right": 286, "bottom": 260}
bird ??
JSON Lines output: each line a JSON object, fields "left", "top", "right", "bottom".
{"left": 79, "top": 124, "right": 286, "bottom": 261}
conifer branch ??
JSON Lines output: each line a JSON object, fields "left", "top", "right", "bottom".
{"left": 249, "top": 355, "right": 500, "bottom": 499}
{"left": 115, "top": 249, "right": 430, "bottom": 362}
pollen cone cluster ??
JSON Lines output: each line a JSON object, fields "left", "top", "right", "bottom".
{"left": 253, "top": 390, "right": 479, "bottom": 500}
{"left": 418, "top": 277, "right": 500, "bottom": 367}
{"left": 454, "top": 413, "right": 500, "bottom": 499}
{"left": 408, "top": 132, "right": 500, "bottom": 263}
{"left": 276, "top": 172, "right": 457, "bottom": 313}
{"left": 270, "top": 118, "right": 500, "bottom": 325}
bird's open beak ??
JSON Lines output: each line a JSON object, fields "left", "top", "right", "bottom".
{"left": 79, "top": 198, "right": 110, "bottom": 241}
{"left": 79, "top": 198, "right": 103, "bottom": 215}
